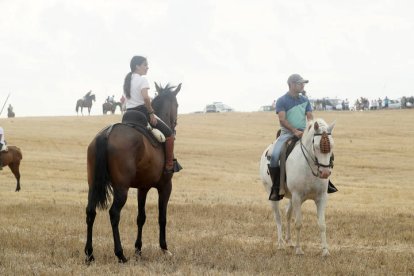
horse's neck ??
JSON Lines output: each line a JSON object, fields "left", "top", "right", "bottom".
{"left": 301, "top": 131, "right": 314, "bottom": 148}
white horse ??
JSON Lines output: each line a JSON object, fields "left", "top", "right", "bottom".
{"left": 260, "top": 118, "right": 335, "bottom": 257}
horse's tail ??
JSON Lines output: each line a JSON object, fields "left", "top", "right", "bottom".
{"left": 90, "top": 132, "right": 112, "bottom": 210}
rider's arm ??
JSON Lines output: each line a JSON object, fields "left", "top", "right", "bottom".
{"left": 141, "top": 88, "right": 157, "bottom": 125}
{"left": 278, "top": 111, "right": 302, "bottom": 137}
{"left": 306, "top": 111, "right": 313, "bottom": 121}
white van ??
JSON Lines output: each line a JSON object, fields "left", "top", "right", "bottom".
{"left": 205, "top": 102, "right": 234, "bottom": 113}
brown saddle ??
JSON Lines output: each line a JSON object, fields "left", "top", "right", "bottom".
{"left": 118, "top": 110, "right": 161, "bottom": 147}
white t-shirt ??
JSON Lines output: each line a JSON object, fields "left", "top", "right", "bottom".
{"left": 0, "top": 127, "right": 4, "bottom": 143}
{"left": 125, "top": 73, "right": 150, "bottom": 109}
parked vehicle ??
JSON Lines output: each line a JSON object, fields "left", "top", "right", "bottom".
{"left": 388, "top": 99, "right": 401, "bottom": 109}
{"left": 204, "top": 102, "right": 234, "bottom": 113}
{"left": 259, "top": 105, "right": 274, "bottom": 112}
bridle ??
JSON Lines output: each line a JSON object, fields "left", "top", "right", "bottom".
{"left": 300, "top": 132, "right": 334, "bottom": 177}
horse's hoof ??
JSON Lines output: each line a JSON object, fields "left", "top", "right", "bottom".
{"left": 295, "top": 247, "right": 304, "bottom": 255}
{"left": 162, "top": 249, "right": 173, "bottom": 256}
{"left": 118, "top": 256, "right": 128, "bottom": 263}
{"left": 85, "top": 254, "right": 95, "bottom": 265}
{"left": 135, "top": 249, "right": 142, "bottom": 257}
{"left": 322, "top": 249, "right": 330, "bottom": 257}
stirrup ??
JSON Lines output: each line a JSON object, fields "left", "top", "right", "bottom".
{"left": 173, "top": 159, "right": 182, "bottom": 172}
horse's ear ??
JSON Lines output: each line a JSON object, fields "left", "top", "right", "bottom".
{"left": 172, "top": 83, "right": 182, "bottom": 96}
{"left": 327, "top": 121, "right": 336, "bottom": 134}
{"left": 314, "top": 121, "right": 319, "bottom": 131}
{"left": 154, "top": 82, "right": 161, "bottom": 93}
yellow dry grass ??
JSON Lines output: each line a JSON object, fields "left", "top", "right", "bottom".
{"left": 0, "top": 110, "right": 413, "bottom": 275}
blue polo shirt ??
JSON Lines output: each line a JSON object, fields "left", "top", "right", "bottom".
{"left": 276, "top": 92, "right": 312, "bottom": 132}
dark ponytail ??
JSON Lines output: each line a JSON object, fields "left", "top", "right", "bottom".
{"left": 123, "top": 72, "right": 133, "bottom": 98}
{"left": 123, "top": 56, "right": 147, "bottom": 99}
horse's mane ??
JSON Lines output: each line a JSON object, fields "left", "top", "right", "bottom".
{"left": 152, "top": 83, "right": 177, "bottom": 111}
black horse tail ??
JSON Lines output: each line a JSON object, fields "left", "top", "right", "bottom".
{"left": 91, "top": 132, "right": 112, "bottom": 210}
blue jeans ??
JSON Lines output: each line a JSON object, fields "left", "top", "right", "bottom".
{"left": 269, "top": 132, "right": 294, "bottom": 168}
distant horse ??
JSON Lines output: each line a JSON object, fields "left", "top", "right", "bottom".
{"left": 76, "top": 94, "right": 96, "bottom": 115}
{"left": 260, "top": 118, "right": 335, "bottom": 257}
{"left": 102, "top": 101, "right": 123, "bottom": 115}
{"left": 0, "top": 146, "right": 23, "bottom": 192}
{"left": 85, "top": 83, "right": 181, "bottom": 263}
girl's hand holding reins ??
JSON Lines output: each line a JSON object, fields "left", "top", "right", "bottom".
{"left": 149, "top": 113, "right": 157, "bottom": 126}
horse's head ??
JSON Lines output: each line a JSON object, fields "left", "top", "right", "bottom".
{"left": 304, "top": 119, "right": 335, "bottom": 179}
{"left": 91, "top": 94, "right": 96, "bottom": 102}
{"left": 152, "top": 82, "right": 181, "bottom": 132}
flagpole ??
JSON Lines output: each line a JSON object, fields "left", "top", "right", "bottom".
{"left": 0, "top": 93, "right": 11, "bottom": 116}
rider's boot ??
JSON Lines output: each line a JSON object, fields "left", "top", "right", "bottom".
{"left": 327, "top": 180, "right": 338, "bottom": 193}
{"left": 268, "top": 165, "right": 283, "bottom": 201}
{"left": 164, "top": 136, "right": 175, "bottom": 174}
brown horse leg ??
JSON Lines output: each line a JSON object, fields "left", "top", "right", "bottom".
{"left": 85, "top": 190, "right": 97, "bottom": 264}
{"left": 158, "top": 179, "right": 172, "bottom": 252}
{"left": 9, "top": 162, "right": 21, "bottom": 192}
{"left": 109, "top": 188, "right": 128, "bottom": 263}
{"left": 135, "top": 188, "right": 149, "bottom": 256}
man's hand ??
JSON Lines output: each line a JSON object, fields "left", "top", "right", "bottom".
{"left": 293, "top": 129, "right": 303, "bottom": 138}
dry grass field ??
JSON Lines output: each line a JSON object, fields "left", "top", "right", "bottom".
{"left": 0, "top": 110, "right": 413, "bottom": 275}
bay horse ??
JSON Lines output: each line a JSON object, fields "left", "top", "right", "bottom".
{"left": 85, "top": 83, "right": 181, "bottom": 263}
{"left": 76, "top": 94, "right": 96, "bottom": 115}
{"left": 260, "top": 118, "right": 335, "bottom": 257}
{"left": 0, "top": 146, "right": 23, "bottom": 191}
{"left": 102, "top": 101, "right": 123, "bottom": 115}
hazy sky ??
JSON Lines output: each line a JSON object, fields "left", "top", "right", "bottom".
{"left": 1, "top": 0, "right": 413, "bottom": 116}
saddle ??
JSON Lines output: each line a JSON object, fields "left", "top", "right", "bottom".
{"left": 121, "top": 110, "right": 165, "bottom": 147}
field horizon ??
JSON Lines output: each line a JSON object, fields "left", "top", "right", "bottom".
{"left": 0, "top": 110, "right": 413, "bottom": 275}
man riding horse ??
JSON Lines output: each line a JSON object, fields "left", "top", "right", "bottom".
{"left": 268, "top": 74, "right": 336, "bottom": 201}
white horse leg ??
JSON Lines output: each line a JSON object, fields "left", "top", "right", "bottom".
{"left": 292, "top": 193, "right": 304, "bottom": 255}
{"left": 285, "top": 199, "right": 294, "bottom": 247}
{"left": 270, "top": 201, "right": 285, "bottom": 249}
{"left": 315, "top": 196, "right": 330, "bottom": 257}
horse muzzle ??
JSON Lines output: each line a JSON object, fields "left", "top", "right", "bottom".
{"left": 318, "top": 168, "right": 331, "bottom": 179}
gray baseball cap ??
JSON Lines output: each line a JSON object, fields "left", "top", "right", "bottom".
{"left": 287, "top": 74, "right": 309, "bottom": 84}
